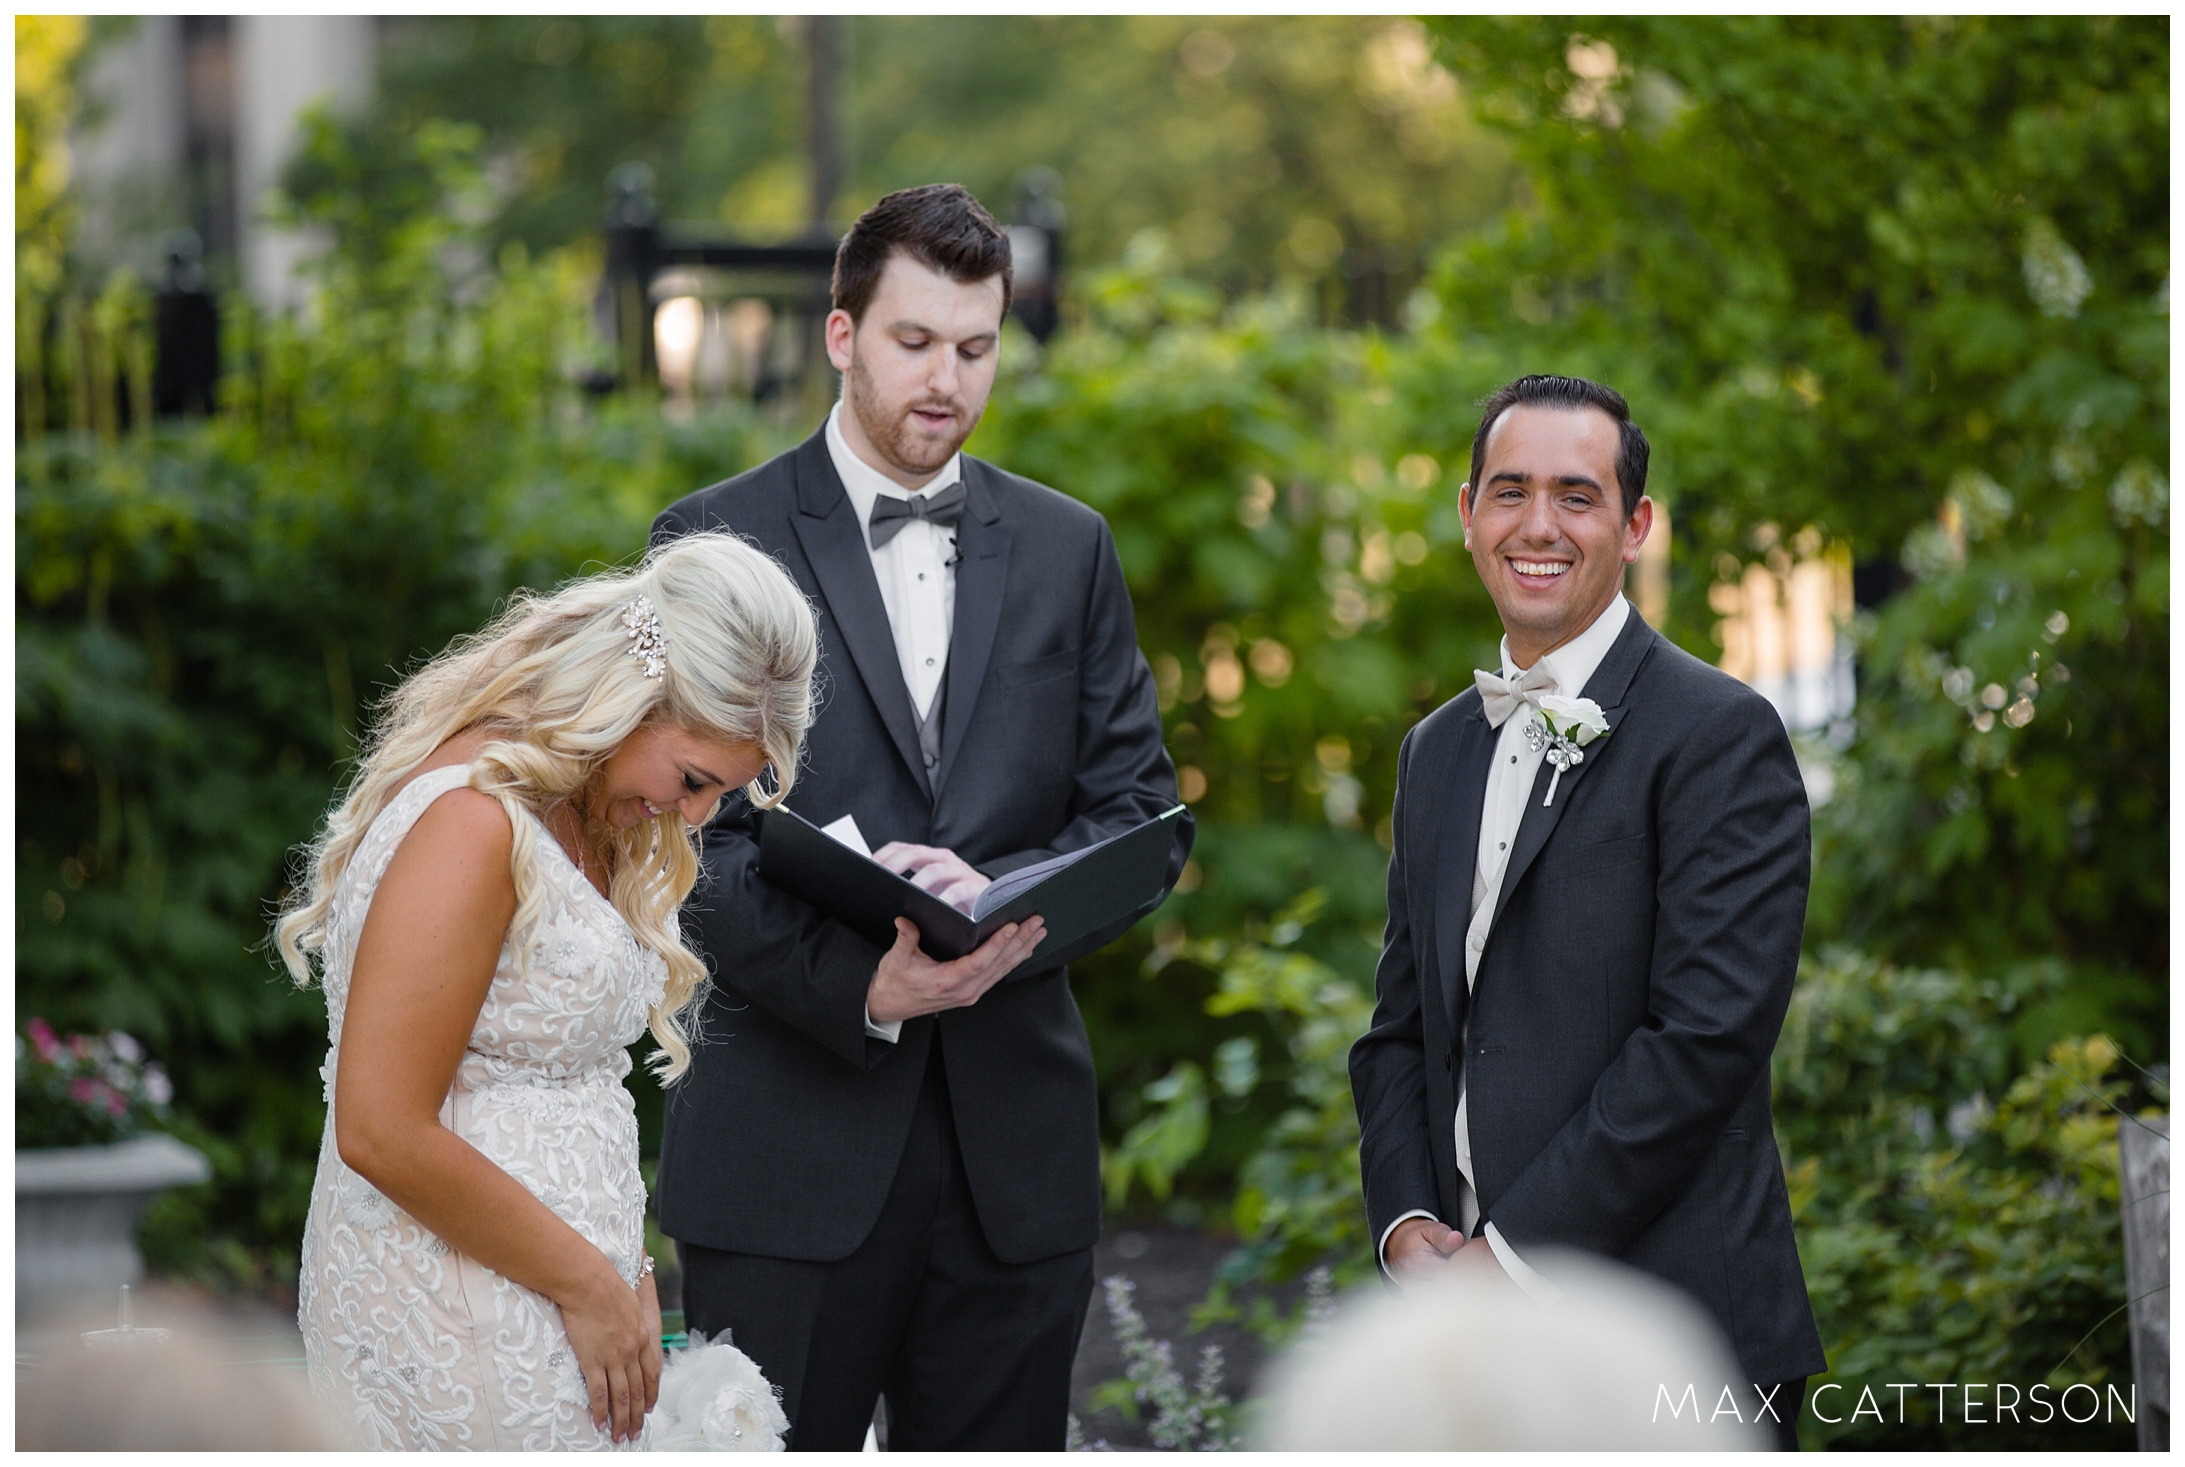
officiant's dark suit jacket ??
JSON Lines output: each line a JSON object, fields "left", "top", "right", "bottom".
{"left": 1349, "top": 609, "right": 1826, "bottom": 1385}
{"left": 650, "top": 429, "right": 1190, "bottom": 1267}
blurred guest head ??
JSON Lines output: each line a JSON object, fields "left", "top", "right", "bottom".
{"left": 1255, "top": 1250, "right": 1770, "bottom": 1450}
{"left": 826, "top": 184, "right": 1012, "bottom": 485}
{"left": 16, "top": 1294, "right": 341, "bottom": 1450}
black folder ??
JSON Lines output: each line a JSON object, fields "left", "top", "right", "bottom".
{"left": 756, "top": 804, "right": 1187, "bottom": 964}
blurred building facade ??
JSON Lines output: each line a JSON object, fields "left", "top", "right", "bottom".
{"left": 70, "top": 16, "right": 376, "bottom": 310}
{"left": 1709, "top": 527, "right": 1857, "bottom": 739}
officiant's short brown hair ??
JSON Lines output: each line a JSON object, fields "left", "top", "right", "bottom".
{"left": 832, "top": 183, "right": 1014, "bottom": 324}
{"left": 1468, "top": 374, "right": 1651, "bottom": 518}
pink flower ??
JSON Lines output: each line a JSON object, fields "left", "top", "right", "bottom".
{"left": 68, "top": 1076, "right": 96, "bottom": 1105}
{"left": 27, "top": 1018, "right": 59, "bottom": 1063}
{"left": 100, "top": 1084, "right": 128, "bottom": 1118}
{"left": 68, "top": 1034, "right": 91, "bottom": 1060}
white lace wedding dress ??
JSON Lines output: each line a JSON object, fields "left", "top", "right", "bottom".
{"left": 297, "top": 763, "right": 668, "bottom": 1450}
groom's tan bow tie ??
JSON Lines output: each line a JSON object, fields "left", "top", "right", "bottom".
{"left": 1474, "top": 663, "right": 1559, "bottom": 727}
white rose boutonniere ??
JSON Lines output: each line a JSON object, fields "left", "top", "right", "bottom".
{"left": 1524, "top": 694, "right": 1613, "bottom": 807}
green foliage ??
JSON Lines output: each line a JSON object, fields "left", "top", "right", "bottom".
{"left": 371, "top": 16, "right": 1510, "bottom": 308}
{"left": 374, "top": 17, "right": 808, "bottom": 253}
{"left": 1778, "top": 952, "right": 2150, "bottom": 1447}
{"left": 1196, "top": 895, "right": 1375, "bottom": 1296}
{"left": 1103, "top": 1060, "right": 1209, "bottom": 1210}
{"left": 16, "top": 15, "right": 90, "bottom": 299}
{"left": 16, "top": 119, "right": 793, "bottom": 1291}
{"left": 1096, "top": 890, "right": 1375, "bottom": 1347}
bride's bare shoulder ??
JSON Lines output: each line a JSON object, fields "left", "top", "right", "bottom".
{"left": 378, "top": 728, "right": 516, "bottom": 897}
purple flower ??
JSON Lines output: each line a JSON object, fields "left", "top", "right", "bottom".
{"left": 27, "top": 1018, "right": 60, "bottom": 1063}
{"left": 144, "top": 1067, "right": 173, "bottom": 1106}
{"left": 106, "top": 1032, "right": 143, "bottom": 1064}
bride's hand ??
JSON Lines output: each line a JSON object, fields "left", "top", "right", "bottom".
{"left": 637, "top": 1268, "right": 664, "bottom": 1415}
{"left": 560, "top": 1259, "right": 663, "bottom": 1443}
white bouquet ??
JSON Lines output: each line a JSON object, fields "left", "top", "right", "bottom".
{"left": 639, "top": 1332, "right": 789, "bottom": 1452}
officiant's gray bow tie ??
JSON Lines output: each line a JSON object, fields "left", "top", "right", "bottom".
{"left": 1475, "top": 663, "right": 1559, "bottom": 727}
{"left": 868, "top": 483, "right": 967, "bottom": 549}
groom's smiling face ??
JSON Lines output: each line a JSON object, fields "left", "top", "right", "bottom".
{"left": 1461, "top": 403, "right": 1653, "bottom": 667}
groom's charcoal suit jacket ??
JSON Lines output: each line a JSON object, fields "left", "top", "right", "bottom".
{"left": 651, "top": 429, "right": 1190, "bottom": 1267}
{"left": 1350, "top": 611, "right": 1827, "bottom": 1384}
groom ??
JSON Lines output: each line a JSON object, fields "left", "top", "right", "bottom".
{"left": 650, "top": 185, "right": 1190, "bottom": 1450}
{"left": 1349, "top": 375, "right": 1826, "bottom": 1446}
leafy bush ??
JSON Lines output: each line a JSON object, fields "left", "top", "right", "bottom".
{"left": 1102, "top": 889, "right": 1376, "bottom": 1320}
{"left": 1777, "top": 952, "right": 2151, "bottom": 1448}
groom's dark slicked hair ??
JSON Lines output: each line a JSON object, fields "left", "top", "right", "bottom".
{"left": 831, "top": 183, "right": 1013, "bottom": 324}
{"left": 1468, "top": 374, "right": 1650, "bottom": 518}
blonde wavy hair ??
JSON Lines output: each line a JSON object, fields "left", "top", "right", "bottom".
{"left": 275, "top": 531, "right": 817, "bottom": 1082}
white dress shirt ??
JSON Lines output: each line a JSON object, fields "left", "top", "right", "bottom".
{"left": 1380, "top": 594, "right": 1633, "bottom": 1305}
{"left": 824, "top": 402, "right": 960, "bottom": 723}
{"left": 826, "top": 402, "right": 964, "bottom": 1045}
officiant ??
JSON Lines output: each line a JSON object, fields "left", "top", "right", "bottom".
{"left": 649, "top": 183, "right": 1191, "bottom": 1452}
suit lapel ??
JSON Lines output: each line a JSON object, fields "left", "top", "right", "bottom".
{"left": 1490, "top": 614, "right": 1659, "bottom": 931}
{"left": 1433, "top": 700, "right": 1497, "bottom": 1031}
{"left": 932, "top": 461, "right": 1010, "bottom": 799}
{"left": 786, "top": 434, "right": 933, "bottom": 801}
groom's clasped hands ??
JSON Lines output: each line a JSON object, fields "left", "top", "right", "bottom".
{"left": 1385, "top": 1217, "right": 1517, "bottom": 1290}
{"left": 867, "top": 840, "right": 1047, "bottom": 1025}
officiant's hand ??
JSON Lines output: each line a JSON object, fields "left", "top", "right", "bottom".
{"left": 867, "top": 914, "right": 1047, "bottom": 1024}
{"left": 875, "top": 841, "right": 992, "bottom": 915}
{"left": 1385, "top": 1217, "right": 1465, "bottom": 1280}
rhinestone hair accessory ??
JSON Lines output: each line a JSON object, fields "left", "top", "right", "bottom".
{"left": 620, "top": 595, "right": 668, "bottom": 681}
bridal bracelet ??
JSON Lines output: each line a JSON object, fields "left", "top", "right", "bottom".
{"left": 636, "top": 1254, "right": 655, "bottom": 1289}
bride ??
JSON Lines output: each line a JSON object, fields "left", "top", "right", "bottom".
{"left": 278, "top": 532, "right": 816, "bottom": 1449}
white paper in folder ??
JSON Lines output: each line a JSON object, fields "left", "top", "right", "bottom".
{"left": 818, "top": 812, "right": 875, "bottom": 859}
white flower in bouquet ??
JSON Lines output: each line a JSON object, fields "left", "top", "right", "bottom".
{"left": 638, "top": 1331, "right": 788, "bottom": 1451}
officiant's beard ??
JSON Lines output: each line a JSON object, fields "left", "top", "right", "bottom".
{"left": 844, "top": 352, "right": 981, "bottom": 481}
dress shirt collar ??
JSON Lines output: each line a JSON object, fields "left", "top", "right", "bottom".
{"left": 825, "top": 400, "right": 964, "bottom": 532}
{"left": 1498, "top": 593, "right": 1632, "bottom": 702}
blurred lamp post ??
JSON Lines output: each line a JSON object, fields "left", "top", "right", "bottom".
{"left": 602, "top": 162, "right": 663, "bottom": 390}
{"left": 152, "top": 230, "right": 219, "bottom": 419}
{"left": 598, "top": 164, "right": 837, "bottom": 407}
{"left": 1008, "top": 167, "right": 1065, "bottom": 344}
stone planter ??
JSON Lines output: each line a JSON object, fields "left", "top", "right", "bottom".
{"left": 16, "top": 1133, "right": 210, "bottom": 1323}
